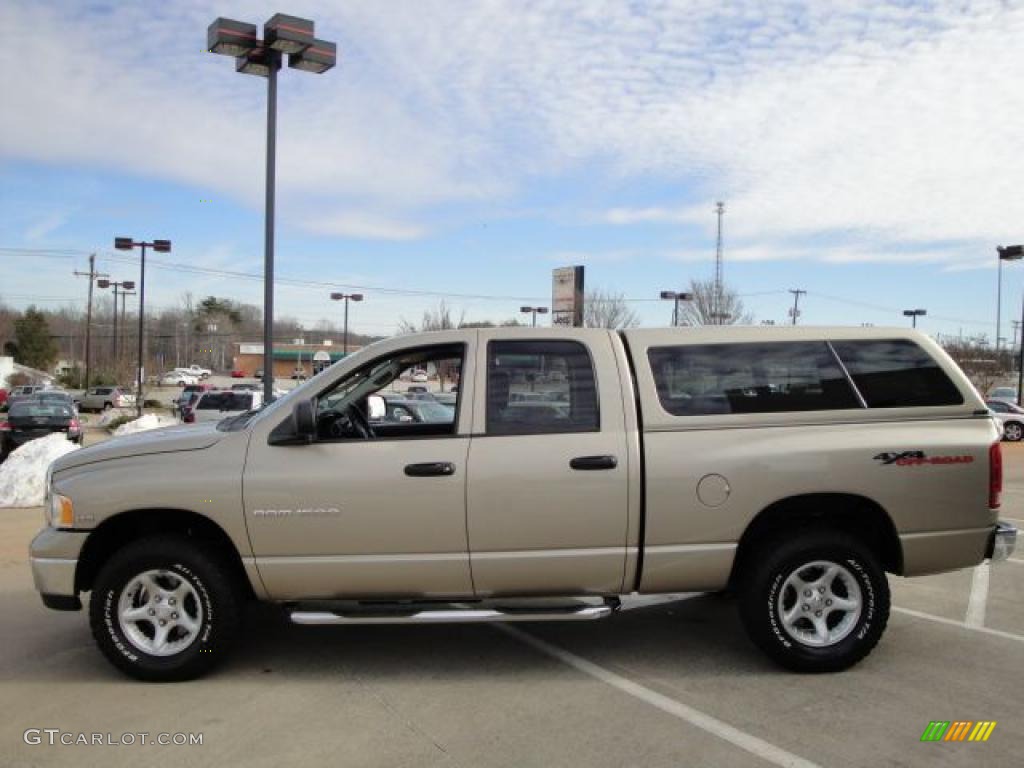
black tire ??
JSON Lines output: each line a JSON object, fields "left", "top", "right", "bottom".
{"left": 1003, "top": 421, "right": 1023, "bottom": 442}
{"left": 738, "top": 530, "right": 889, "bottom": 673}
{"left": 89, "top": 536, "right": 240, "bottom": 682}
{"left": 102, "top": 402, "right": 112, "bottom": 411}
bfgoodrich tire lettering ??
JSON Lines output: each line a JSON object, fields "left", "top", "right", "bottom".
{"left": 739, "top": 530, "right": 890, "bottom": 673}
{"left": 89, "top": 536, "right": 240, "bottom": 682}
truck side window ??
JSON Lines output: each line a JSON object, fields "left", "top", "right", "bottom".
{"left": 830, "top": 339, "right": 963, "bottom": 407}
{"left": 647, "top": 341, "right": 860, "bottom": 416}
{"left": 486, "top": 340, "right": 599, "bottom": 435}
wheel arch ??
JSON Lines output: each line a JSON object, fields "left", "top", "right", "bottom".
{"left": 729, "top": 493, "right": 903, "bottom": 588}
{"left": 76, "top": 508, "right": 255, "bottom": 599}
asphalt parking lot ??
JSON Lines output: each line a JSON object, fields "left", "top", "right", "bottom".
{"left": 0, "top": 445, "right": 1021, "bottom": 767}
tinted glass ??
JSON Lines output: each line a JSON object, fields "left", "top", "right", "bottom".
{"left": 487, "top": 340, "right": 599, "bottom": 435}
{"left": 988, "top": 401, "right": 1009, "bottom": 413}
{"left": 647, "top": 342, "right": 860, "bottom": 416}
{"left": 831, "top": 340, "right": 963, "bottom": 408}
{"left": 10, "top": 403, "right": 72, "bottom": 419}
{"left": 197, "top": 393, "right": 226, "bottom": 410}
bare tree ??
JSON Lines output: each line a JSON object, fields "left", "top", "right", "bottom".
{"left": 677, "top": 278, "right": 752, "bottom": 326}
{"left": 938, "top": 335, "right": 1005, "bottom": 396}
{"left": 398, "top": 301, "right": 464, "bottom": 334}
{"left": 584, "top": 289, "right": 640, "bottom": 329}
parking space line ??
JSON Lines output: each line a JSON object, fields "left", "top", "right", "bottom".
{"left": 894, "top": 607, "right": 1024, "bottom": 645}
{"left": 965, "top": 563, "right": 989, "bottom": 628}
{"left": 498, "top": 624, "right": 822, "bottom": 768}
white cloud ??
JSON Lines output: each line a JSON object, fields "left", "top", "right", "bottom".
{"left": 4, "top": 0, "right": 1024, "bottom": 256}
{"left": 301, "top": 212, "right": 426, "bottom": 241}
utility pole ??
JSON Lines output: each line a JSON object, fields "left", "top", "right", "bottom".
{"left": 73, "top": 254, "right": 107, "bottom": 389}
{"left": 714, "top": 201, "right": 725, "bottom": 324}
{"left": 120, "top": 289, "right": 136, "bottom": 363}
{"left": 788, "top": 289, "right": 806, "bottom": 326}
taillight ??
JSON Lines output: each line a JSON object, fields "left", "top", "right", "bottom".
{"left": 68, "top": 419, "right": 80, "bottom": 431}
{"left": 989, "top": 441, "right": 1003, "bottom": 509}
{"left": 183, "top": 411, "right": 194, "bottom": 423}
{"left": 0, "top": 420, "right": 9, "bottom": 432}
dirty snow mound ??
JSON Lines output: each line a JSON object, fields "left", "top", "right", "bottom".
{"left": 112, "top": 414, "right": 177, "bottom": 436}
{"left": 0, "top": 434, "right": 80, "bottom": 508}
{"left": 97, "top": 409, "right": 126, "bottom": 426}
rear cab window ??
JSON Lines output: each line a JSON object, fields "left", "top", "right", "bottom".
{"left": 645, "top": 337, "right": 965, "bottom": 418}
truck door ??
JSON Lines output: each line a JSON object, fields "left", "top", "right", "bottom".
{"left": 466, "top": 331, "right": 631, "bottom": 595}
{"left": 242, "top": 337, "right": 475, "bottom": 600}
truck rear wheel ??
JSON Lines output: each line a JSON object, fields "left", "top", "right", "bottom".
{"left": 89, "top": 536, "right": 240, "bottom": 681}
{"left": 738, "top": 530, "right": 889, "bottom": 673}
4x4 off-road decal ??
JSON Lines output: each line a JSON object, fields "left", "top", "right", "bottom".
{"left": 873, "top": 451, "right": 974, "bottom": 466}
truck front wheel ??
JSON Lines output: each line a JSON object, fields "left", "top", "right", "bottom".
{"left": 738, "top": 531, "right": 889, "bottom": 673}
{"left": 89, "top": 536, "right": 240, "bottom": 681}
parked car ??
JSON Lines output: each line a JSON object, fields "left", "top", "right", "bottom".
{"left": 184, "top": 390, "right": 263, "bottom": 424}
{"left": 175, "top": 365, "right": 211, "bottom": 380}
{"left": 4, "top": 385, "right": 52, "bottom": 411}
{"left": 988, "top": 386, "right": 1018, "bottom": 404}
{"left": 230, "top": 370, "right": 246, "bottom": 378}
{"left": 254, "top": 369, "right": 264, "bottom": 380}
{"left": 987, "top": 399, "right": 1024, "bottom": 441}
{"left": 0, "top": 388, "right": 6, "bottom": 408}
{"left": 406, "top": 385, "right": 428, "bottom": 394}
{"left": 231, "top": 383, "right": 258, "bottom": 392}
{"left": 75, "top": 387, "right": 134, "bottom": 412}
{"left": 31, "top": 327, "right": 1016, "bottom": 681}
{"left": 291, "top": 369, "right": 308, "bottom": 380}
{"left": 374, "top": 396, "right": 455, "bottom": 425}
{"left": 161, "top": 371, "right": 198, "bottom": 387}
{"left": 1, "top": 398, "right": 80, "bottom": 459}
{"left": 174, "top": 383, "right": 214, "bottom": 419}
{"left": 410, "top": 368, "right": 429, "bottom": 383}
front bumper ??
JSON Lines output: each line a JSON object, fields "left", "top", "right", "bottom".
{"left": 987, "top": 522, "right": 1018, "bottom": 562}
{"left": 29, "top": 527, "right": 89, "bottom": 611}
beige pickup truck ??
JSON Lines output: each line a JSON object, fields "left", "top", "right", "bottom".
{"left": 31, "top": 327, "right": 1016, "bottom": 680}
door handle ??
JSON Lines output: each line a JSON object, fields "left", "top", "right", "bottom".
{"left": 569, "top": 455, "right": 618, "bottom": 471}
{"left": 404, "top": 462, "right": 457, "bottom": 477}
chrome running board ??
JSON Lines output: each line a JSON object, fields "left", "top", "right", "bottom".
{"left": 290, "top": 603, "right": 614, "bottom": 625}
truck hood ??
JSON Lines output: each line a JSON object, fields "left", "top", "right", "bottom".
{"left": 52, "top": 422, "right": 226, "bottom": 472}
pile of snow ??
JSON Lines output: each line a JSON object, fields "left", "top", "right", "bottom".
{"left": 97, "top": 409, "right": 128, "bottom": 427}
{"left": 0, "top": 434, "right": 80, "bottom": 508}
{"left": 112, "top": 414, "right": 178, "bottom": 436}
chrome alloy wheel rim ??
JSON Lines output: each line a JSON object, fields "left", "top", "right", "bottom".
{"left": 777, "top": 560, "right": 862, "bottom": 647}
{"left": 117, "top": 569, "right": 204, "bottom": 657}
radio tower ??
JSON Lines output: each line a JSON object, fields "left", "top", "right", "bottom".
{"left": 713, "top": 201, "right": 725, "bottom": 324}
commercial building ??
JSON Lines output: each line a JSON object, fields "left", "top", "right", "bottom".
{"left": 231, "top": 341, "right": 359, "bottom": 379}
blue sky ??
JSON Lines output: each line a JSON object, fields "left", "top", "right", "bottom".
{"left": 2, "top": 0, "right": 1023, "bottom": 339}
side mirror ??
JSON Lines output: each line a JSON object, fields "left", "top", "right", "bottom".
{"left": 293, "top": 398, "right": 315, "bottom": 441}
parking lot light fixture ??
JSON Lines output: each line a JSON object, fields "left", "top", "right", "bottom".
{"left": 902, "top": 308, "right": 926, "bottom": 328}
{"left": 330, "top": 292, "right": 364, "bottom": 355}
{"left": 113, "top": 237, "right": 171, "bottom": 416}
{"left": 208, "top": 13, "right": 337, "bottom": 404}
{"left": 520, "top": 306, "right": 549, "bottom": 327}
{"left": 660, "top": 291, "right": 694, "bottom": 327}
{"left": 997, "top": 245, "right": 1024, "bottom": 354}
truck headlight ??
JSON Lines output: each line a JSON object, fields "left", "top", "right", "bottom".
{"left": 48, "top": 492, "right": 74, "bottom": 528}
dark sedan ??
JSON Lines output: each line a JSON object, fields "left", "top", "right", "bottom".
{"left": 0, "top": 399, "right": 81, "bottom": 460}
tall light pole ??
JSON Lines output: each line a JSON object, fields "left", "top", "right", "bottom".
{"left": 208, "top": 15, "right": 337, "bottom": 403}
{"left": 998, "top": 245, "right": 1024, "bottom": 353}
{"left": 115, "top": 238, "right": 170, "bottom": 416}
{"left": 96, "top": 279, "right": 135, "bottom": 368}
{"left": 329, "top": 292, "right": 363, "bottom": 355}
{"left": 659, "top": 291, "right": 693, "bottom": 326}
{"left": 120, "top": 288, "right": 137, "bottom": 362}
{"left": 902, "top": 308, "right": 926, "bottom": 328}
{"left": 520, "top": 306, "right": 549, "bottom": 327}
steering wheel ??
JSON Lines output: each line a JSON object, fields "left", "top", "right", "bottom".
{"left": 345, "top": 403, "right": 375, "bottom": 439}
